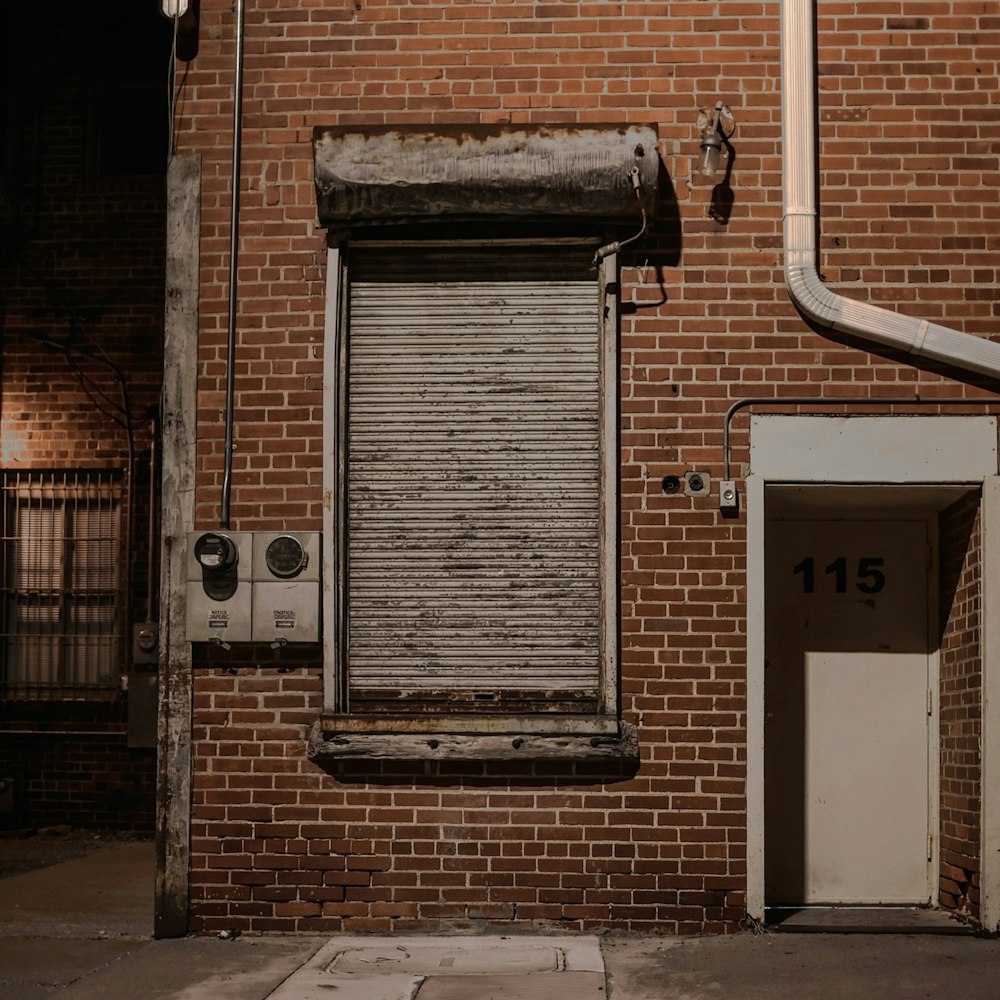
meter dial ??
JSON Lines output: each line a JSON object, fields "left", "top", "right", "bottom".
{"left": 194, "top": 532, "right": 238, "bottom": 572}
{"left": 265, "top": 535, "right": 307, "bottom": 578}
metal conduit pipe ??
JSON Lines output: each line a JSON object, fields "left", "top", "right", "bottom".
{"left": 220, "top": 0, "right": 246, "bottom": 529}
{"left": 781, "top": 0, "right": 1000, "bottom": 383}
{"left": 147, "top": 413, "right": 159, "bottom": 619}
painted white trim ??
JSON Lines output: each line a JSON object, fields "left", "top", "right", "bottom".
{"left": 598, "top": 252, "right": 620, "bottom": 716}
{"left": 981, "top": 477, "right": 1000, "bottom": 932}
{"left": 750, "top": 416, "right": 998, "bottom": 482}
{"left": 321, "top": 245, "right": 343, "bottom": 713}
{"left": 745, "top": 473, "right": 766, "bottom": 923}
{"left": 926, "top": 513, "right": 942, "bottom": 905}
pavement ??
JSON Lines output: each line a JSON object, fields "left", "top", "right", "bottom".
{"left": 1, "top": 838, "right": 999, "bottom": 999}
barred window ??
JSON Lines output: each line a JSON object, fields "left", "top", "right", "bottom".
{"left": 1, "top": 471, "right": 124, "bottom": 699}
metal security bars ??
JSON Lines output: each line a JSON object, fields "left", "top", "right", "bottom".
{"left": 0, "top": 470, "right": 124, "bottom": 700}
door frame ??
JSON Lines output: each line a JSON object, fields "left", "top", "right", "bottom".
{"left": 763, "top": 510, "right": 939, "bottom": 906}
{"left": 744, "top": 415, "right": 1000, "bottom": 928}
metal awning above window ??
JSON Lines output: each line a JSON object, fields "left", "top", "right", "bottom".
{"left": 312, "top": 124, "right": 659, "bottom": 227}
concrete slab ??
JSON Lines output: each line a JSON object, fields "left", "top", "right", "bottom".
{"left": 767, "top": 906, "right": 973, "bottom": 934}
{"left": 602, "top": 933, "right": 1000, "bottom": 1000}
{"left": 418, "top": 971, "right": 607, "bottom": 1000}
{"left": 268, "top": 970, "right": 424, "bottom": 1000}
{"left": 0, "top": 936, "right": 146, "bottom": 1000}
{"left": 332, "top": 941, "right": 562, "bottom": 974}
{"left": 0, "top": 840, "right": 153, "bottom": 939}
{"left": 269, "top": 934, "right": 606, "bottom": 1000}
{"left": 52, "top": 936, "right": 328, "bottom": 1000}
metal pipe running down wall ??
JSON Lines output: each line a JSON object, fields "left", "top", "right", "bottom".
{"left": 781, "top": 0, "right": 1000, "bottom": 384}
{"left": 220, "top": 0, "right": 246, "bottom": 530}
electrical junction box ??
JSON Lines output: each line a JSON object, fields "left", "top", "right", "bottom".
{"left": 132, "top": 621, "right": 159, "bottom": 665}
{"left": 251, "top": 532, "right": 321, "bottom": 643}
{"left": 186, "top": 531, "right": 253, "bottom": 642}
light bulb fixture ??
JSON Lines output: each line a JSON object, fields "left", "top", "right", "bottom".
{"left": 161, "top": 0, "right": 190, "bottom": 17}
{"left": 698, "top": 101, "right": 734, "bottom": 178}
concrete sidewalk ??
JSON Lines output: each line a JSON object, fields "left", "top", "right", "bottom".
{"left": 1, "top": 839, "right": 998, "bottom": 999}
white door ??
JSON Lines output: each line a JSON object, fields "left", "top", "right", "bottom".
{"left": 765, "top": 518, "right": 933, "bottom": 905}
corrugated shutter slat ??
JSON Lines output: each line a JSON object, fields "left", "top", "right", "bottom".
{"left": 347, "top": 254, "right": 601, "bottom": 696}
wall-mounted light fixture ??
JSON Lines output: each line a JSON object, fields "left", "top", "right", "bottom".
{"left": 697, "top": 101, "right": 735, "bottom": 178}
{"left": 697, "top": 102, "right": 737, "bottom": 224}
{"left": 160, "top": 0, "right": 189, "bottom": 17}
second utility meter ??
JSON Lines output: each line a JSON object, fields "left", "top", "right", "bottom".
{"left": 263, "top": 534, "right": 309, "bottom": 578}
{"left": 251, "top": 532, "right": 320, "bottom": 643}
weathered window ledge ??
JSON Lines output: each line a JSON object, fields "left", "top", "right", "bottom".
{"left": 308, "top": 715, "right": 638, "bottom": 762}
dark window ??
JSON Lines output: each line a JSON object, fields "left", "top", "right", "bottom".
{"left": 1, "top": 470, "right": 124, "bottom": 700}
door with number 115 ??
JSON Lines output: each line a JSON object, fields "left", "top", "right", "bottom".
{"left": 765, "top": 517, "right": 933, "bottom": 906}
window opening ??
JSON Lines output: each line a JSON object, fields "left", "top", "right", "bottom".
{"left": 0, "top": 470, "right": 124, "bottom": 699}
{"left": 334, "top": 244, "right": 617, "bottom": 714}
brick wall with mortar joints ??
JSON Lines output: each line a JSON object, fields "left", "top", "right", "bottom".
{"left": 1, "top": 5, "right": 166, "bottom": 470}
{"left": 0, "top": 7, "right": 165, "bottom": 830}
{"left": 0, "top": 730, "right": 155, "bottom": 833}
{"left": 938, "top": 493, "right": 982, "bottom": 922}
{"left": 178, "top": 1, "right": 1000, "bottom": 931}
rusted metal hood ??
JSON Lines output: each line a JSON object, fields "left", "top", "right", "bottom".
{"left": 313, "top": 124, "right": 659, "bottom": 227}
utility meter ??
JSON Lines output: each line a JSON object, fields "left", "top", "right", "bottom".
{"left": 132, "top": 622, "right": 159, "bottom": 665}
{"left": 251, "top": 532, "right": 321, "bottom": 643}
{"left": 186, "top": 531, "right": 253, "bottom": 642}
{"left": 195, "top": 532, "right": 238, "bottom": 571}
{"left": 264, "top": 534, "right": 308, "bottom": 578}
{"left": 193, "top": 532, "right": 240, "bottom": 600}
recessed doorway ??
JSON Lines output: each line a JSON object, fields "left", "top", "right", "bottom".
{"left": 744, "top": 415, "right": 1000, "bottom": 932}
{"left": 764, "top": 513, "right": 935, "bottom": 907}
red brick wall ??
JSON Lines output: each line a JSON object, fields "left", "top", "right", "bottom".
{"left": 190, "top": 662, "right": 742, "bottom": 934}
{"left": 938, "top": 493, "right": 982, "bottom": 922}
{"left": 177, "top": 2, "right": 1000, "bottom": 932}
{"left": 0, "top": 701, "right": 155, "bottom": 833}
{"left": 1, "top": 7, "right": 167, "bottom": 471}
{"left": 0, "top": 5, "right": 166, "bottom": 831}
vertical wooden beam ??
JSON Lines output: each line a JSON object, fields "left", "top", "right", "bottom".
{"left": 155, "top": 153, "right": 201, "bottom": 939}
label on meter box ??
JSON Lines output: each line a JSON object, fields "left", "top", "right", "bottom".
{"left": 251, "top": 581, "right": 319, "bottom": 643}
{"left": 274, "top": 610, "right": 296, "bottom": 629}
{"left": 208, "top": 610, "right": 230, "bottom": 628}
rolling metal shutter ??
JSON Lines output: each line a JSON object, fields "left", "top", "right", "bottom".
{"left": 346, "top": 247, "right": 601, "bottom": 706}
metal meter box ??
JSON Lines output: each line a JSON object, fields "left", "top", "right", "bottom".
{"left": 251, "top": 532, "right": 321, "bottom": 643}
{"left": 186, "top": 531, "right": 253, "bottom": 642}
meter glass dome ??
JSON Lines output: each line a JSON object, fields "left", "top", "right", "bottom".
{"left": 265, "top": 535, "right": 307, "bottom": 578}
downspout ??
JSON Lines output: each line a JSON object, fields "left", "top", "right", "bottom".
{"left": 781, "top": 0, "right": 1000, "bottom": 382}
{"left": 220, "top": 0, "right": 246, "bottom": 529}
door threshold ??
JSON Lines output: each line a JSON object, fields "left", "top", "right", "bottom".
{"left": 765, "top": 906, "right": 974, "bottom": 935}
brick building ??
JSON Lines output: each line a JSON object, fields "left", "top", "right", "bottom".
{"left": 156, "top": 0, "right": 1000, "bottom": 936}
{"left": 0, "top": 5, "right": 169, "bottom": 833}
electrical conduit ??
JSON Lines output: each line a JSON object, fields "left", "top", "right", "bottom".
{"left": 220, "top": 0, "right": 245, "bottom": 529}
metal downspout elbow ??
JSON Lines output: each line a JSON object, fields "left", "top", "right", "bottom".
{"left": 780, "top": 0, "right": 1000, "bottom": 384}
